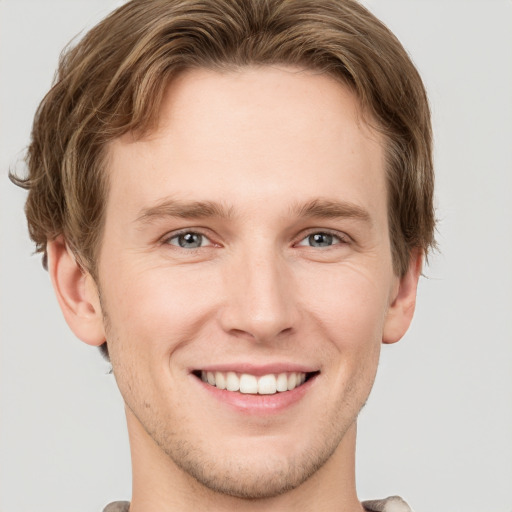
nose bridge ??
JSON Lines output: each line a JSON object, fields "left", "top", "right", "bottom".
{"left": 220, "top": 241, "right": 296, "bottom": 341}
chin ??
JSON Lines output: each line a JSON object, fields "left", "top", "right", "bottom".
{"left": 148, "top": 415, "right": 353, "bottom": 500}
{"left": 168, "top": 445, "right": 331, "bottom": 499}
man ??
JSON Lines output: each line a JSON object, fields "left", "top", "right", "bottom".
{"left": 11, "top": 0, "right": 435, "bottom": 510}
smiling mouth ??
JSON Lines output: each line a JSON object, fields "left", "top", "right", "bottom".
{"left": 193, "top": 370, "right": 319, "bottom": 395}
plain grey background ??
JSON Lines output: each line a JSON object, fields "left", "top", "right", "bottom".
{"left": 1, "top": 1, "right": 511, "bottom": 511}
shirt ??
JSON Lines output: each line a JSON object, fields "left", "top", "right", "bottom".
{"left": 103, "top": 495, "right": 412, "bottom": 511}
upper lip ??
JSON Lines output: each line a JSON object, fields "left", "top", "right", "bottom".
{"left": 191, "top": 363, "right": 319, "bottom": 376}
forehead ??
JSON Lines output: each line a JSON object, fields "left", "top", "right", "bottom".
{"left": 106, "top": 66, "right": 386, "bottom": 225}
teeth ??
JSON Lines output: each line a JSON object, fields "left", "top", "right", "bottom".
{"left": 287, "top": 373, "right": 297, "bottom": 390}
{"left": 258, "top": 374, "right": 277, "bottom": 395}
{"left": 200, "top": 371, "right": 309, "bottom": 394}
{"left": 276, "top": 373, "right": 288, "bottom": 392}
{"left": 226, "top": 371, "right": 239, "bottom": 392}
{"left": 239, "top": 374, "right": 258, "bottom": 394}
{"left": 215, "top": 371, "right": 226, "bottom": 390}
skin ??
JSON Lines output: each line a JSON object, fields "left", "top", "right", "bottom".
{"left": 48, "top": 66, "right": 422, "bottom": 511}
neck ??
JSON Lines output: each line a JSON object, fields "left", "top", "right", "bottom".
{"left": 126, "top": 406, "right": 363, "bottom": 512}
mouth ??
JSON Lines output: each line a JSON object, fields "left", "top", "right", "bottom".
{"left": 193, "top": 370, "right": 319, "bottom": 395}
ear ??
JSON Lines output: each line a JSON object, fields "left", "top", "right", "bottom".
{"left": 47, "top": 237, "right": 106, "bottom": 346}
{"left": 382, "top": 249, "right": 423, "bottom": 344}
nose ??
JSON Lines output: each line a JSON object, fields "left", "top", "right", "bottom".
{"left": 218, "top": 247, "right": 298, "bottom": 343}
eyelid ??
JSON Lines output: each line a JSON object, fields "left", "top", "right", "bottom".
{"left": 295, "top": 229, "right": 351, "bottom": 247}
{"left": 162, "top": 228, "right": 217, "bottom": 248}
{"left": 158, "top": 227, "right": 350, "bottom": 249}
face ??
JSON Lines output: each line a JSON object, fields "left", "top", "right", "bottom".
{"left": 83, "top": 67, "right": 413, "bottom": 498}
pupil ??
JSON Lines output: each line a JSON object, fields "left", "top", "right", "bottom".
{"left": 179, "top": 233, "right": 201, "bottom": 248}
{"left": 310, "top": 233, "right": 332, "bottom": 247}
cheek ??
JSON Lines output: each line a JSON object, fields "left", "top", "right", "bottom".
{"left": 299, "top": 263, "right": 390, "bottom": 346}
{"left": 101, "top": 262, "right": 222, "bottom": 353}
{"left": 299, "top": 264, "right": 388, "bottom": 400}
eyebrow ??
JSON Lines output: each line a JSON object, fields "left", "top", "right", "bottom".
{"left": 290, "top": 198, "right": 372, "bottom": 224}
{"left": 136, "top": 199, "right": 233, "bottom": 224}
{"left": 135, "top": 197, "right": 371, "bottom": 225}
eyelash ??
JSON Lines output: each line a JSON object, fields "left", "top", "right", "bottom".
{"left": 162, "top": 229, "right": 350, "bottom": 250}
{"left": 164, "top": 230, "right": 215, "bottom": 250}
{"left": 296, "top": 230, "right": 349, "bottom": 248}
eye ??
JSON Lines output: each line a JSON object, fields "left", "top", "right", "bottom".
{"left": 297, "top": 232, "right": 345, "bottom": 248}
{"left": 166, "top": 231, "right": 212, "bottom": 249}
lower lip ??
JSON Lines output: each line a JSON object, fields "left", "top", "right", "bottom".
{"left": 194, "top": 374, "right": 317, "bottom": 415}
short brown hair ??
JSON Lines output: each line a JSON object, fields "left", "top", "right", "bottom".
{"left": 11, "top": 0, "right": 435, "bottom": 278}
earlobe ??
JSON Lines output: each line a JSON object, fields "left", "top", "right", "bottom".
{"left": 382, "top": 249, "right": 423, "bottom": 345}
{"left": 47, "top": 237, "right": 106, "bottom": 346}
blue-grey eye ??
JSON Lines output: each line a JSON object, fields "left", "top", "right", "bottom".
{"left": 297, "top": 232, "right": 342, "bottom": 248}
{"left": 169, "top": 232, "right": 208, "bottom": 248}
{"left": 309, "top": 233, "right": 334, "bottom": 247}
